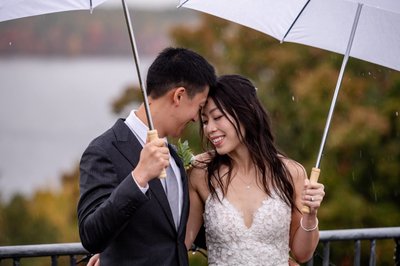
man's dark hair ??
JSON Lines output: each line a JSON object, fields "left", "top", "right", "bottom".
{"left": 146, "top": 47, "right": 216, "bottom": 99}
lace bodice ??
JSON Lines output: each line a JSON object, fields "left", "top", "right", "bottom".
{"left": 204, "top": 189, "right": 291, "bottom": 266}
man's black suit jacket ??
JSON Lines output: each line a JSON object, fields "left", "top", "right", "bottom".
{"left": 77, "top": 119, "right": 189, "bottom": 266}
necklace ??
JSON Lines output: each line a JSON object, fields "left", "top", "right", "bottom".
{"left": 236, "top": 175, "right": 254, "bottom": 189}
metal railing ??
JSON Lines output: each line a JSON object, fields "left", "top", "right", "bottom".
{"left": 0, "top": 227, "right": 399, "bottom": 265}
{"left": 0, "top": 243, "right": 89, "bottom": 266}
{"left": 308, "top": 227, "right": 400, "bottom": 266}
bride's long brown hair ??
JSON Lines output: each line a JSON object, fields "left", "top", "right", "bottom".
{"left": 199, "top": 74, "right": 295, "bottom": 208}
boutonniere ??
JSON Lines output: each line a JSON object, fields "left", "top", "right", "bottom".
{"left": 176, "top": 139, "right": 195, "bottom": 170}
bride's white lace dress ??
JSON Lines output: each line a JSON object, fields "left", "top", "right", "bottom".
{"left": 204, "top": 189, "right": 291, "bottom": 266}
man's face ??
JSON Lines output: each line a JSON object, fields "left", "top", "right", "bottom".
{"left": 169, "top": 86, "right": 209, "bottom": 138}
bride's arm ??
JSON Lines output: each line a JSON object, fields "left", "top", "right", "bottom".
{"left": 288, "top": 161, "right": 325, "bottom": 263}
{"left": 185, "top": 166, "right": 207, "bottom": 250}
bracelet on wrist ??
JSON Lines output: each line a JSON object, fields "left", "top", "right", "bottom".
{"left": 300, "top": 217, "right": 319, "bottom": 232}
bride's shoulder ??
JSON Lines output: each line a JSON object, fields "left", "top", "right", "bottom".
{"left": 280, "top": 155, "right": 308, "bottom": 182}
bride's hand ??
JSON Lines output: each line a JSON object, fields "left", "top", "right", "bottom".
{"left": 87, "top": 254, "right": 100, "bottom": 266}
{"left": 302, "top": 178, "right": 325, "bottom": 214}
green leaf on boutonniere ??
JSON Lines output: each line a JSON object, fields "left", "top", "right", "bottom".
{"left": 176, "top": 139, "right": 194, "bottom": 170}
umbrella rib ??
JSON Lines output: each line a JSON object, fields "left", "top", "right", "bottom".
{"left": 177, "top": 0, "right": 189, "bottom": 9}
{"left": 281, "top": 0, "right": 311, "bottom": 43}
{"left": 315, "top": 3, "right": 363, "bottom": 168}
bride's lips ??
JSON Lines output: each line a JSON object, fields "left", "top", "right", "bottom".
{"left": 210, "top": 135, "right": 225, "bottom": 147}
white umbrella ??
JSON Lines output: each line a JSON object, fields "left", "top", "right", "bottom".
{"left": 0, "top": 0, "right": 108, "bottom": 22}
{"left": 179, "top": 0, "right": 400, "bottom": 212}
{"left": 178, "top": 0, "right": 400, "bottom": 71}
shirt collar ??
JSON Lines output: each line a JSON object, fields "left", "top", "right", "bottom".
{"left": 124, "top": 110, "right": 167, "bottom": 146}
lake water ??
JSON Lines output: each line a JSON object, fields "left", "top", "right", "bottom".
{"left": 0, "top": 56, "right": 152, "bottom": 201}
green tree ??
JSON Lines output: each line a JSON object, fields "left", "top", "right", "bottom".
{"left": 1, "top": 195, "right": 59, "bottom": 245}
{"left": 0, "top": 168, "right": 82, "bottom": 266}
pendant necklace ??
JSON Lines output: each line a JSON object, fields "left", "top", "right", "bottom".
{"left": 237, "top": 175, "right": 254, "bottom": 189}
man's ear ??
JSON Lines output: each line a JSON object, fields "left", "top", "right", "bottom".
{"left": 172, "top": 87, "right": 186, "bottom": 106}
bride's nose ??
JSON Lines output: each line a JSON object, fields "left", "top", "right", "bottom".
{"left": 205, "top": 121, "right": 217, "bottom": 135}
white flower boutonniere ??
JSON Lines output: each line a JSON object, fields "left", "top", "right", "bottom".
{"left": 176, "top": 139, "right": 195, "bottom": 170}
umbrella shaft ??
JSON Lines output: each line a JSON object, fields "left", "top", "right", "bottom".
{"left": 121, "top": 0, "right": 154, "bottom": 130}
{"left": 315, "top": 3, "right": 363, "bottom": 168}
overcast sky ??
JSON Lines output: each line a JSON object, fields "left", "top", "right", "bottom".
{"left": 100, "top": 0, "right": 180, "bottom": 9}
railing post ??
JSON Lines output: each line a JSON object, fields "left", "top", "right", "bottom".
{"left": 51, "top": 255, "right": 58, "bottom": 266}
{"left": 354, "top": 240, "right": 361, "bottom": 266}
{"left": 322, "top": 241, "right": 330, "bottom": 266}
{"left": 13, "top": 258, "right": 20, "bottom": 266}
{"left": 70, "top": 254, "right": 77, "bottom": 266}
{"left": 369, "top": 239, "right": 376, "bottom": 266}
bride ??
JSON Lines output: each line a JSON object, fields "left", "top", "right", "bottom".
{"left": 185, "top": 74, "right": 325, "bottom": 266}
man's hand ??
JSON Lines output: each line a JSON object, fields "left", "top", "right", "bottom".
{"left": 132, "top": 138, "right": 169, "bottom": 187}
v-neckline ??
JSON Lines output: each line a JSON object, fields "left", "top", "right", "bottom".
{"left": 223, "top": 196, "right": 268, "bottom": 230}
{"left": 206, "top": 188, "right": 269, "bottom": 230}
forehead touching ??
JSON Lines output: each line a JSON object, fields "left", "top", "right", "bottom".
{"left": 201, "top": 98, "right": 221, "bottom": 117}
{"left": 190, "top": 87, "right": 209, "bottom": 106}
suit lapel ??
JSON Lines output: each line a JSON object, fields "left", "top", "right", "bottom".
{"left": 112, "top": 119, "right": 142, "bottom": 168}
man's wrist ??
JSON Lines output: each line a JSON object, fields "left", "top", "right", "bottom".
{"left": 131, "top": 171, "right": 149, "bottom": 193}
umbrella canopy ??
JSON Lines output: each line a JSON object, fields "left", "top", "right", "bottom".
{"left": 0, "top": 0, "right": 108, "bottom": 22}
{"left": 179, "top": 0, "right": 400, "bottom": 212}
{"left": 179, "top": 0, "right": 400, "bottom": 71}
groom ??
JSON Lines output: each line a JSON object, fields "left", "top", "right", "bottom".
{"left": 77, "top": 47, "right": 216, "bottom": 265}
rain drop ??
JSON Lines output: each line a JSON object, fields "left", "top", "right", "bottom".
{"left": 372, "top": 182, "right": 377, "bottom": 202}
{"left": 368, "top": 72, "right": 372, "bottom": 76}
{"left": 396, "top": 112, "right": 399, "bottom": 117}
{"left": 291, "top": 96, "right": 295, "bottom": 101}
{"left": 9, "top": 42, "right": 12, "bottom": 46}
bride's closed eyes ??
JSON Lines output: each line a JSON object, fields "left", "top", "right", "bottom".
{"left": 201, "top": 114, "right": 224, "bottom": 126}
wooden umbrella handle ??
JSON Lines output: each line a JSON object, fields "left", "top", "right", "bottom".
{"left": 147, "top": 130, "right": 167, "bottom": 179}
{"left": 301, "top": 167, "right": 321, "bottom": 214}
